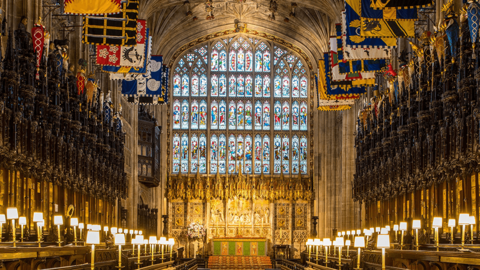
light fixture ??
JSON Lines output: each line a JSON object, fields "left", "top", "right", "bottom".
{"left": 393, "top": 224, "right": 399, "bottom": 242}
{"left": 347, "top": 231, "right": 351, "bottom": 236}
{"left": 399, "top": 222, "right": 407, "bottom": 250}
{"left": 168, "top": 238, "right": 175, "bottom": 260}
{"left": 356, "top": 229, "right": 361, "bottom": 235}
{"left": 385, "top": 226, "right": 390, "bottom": 232}
{"left": 375, "top": 227, "right": 381, "bottom": 233}
{"left": 32, "top": 212, "right": 42, "bottom": 246}
{"left": 135, "top": 235, "right": 144, "bottom": 266}
{"left": 412, "top": 220, "right": 421, "bottom": 250}
{"left": 103, "top": 226, "right": 109, "bottom": 241}
{"left": 71, "top": 218, "right": 79, "bottom": 246}
{"left": 132, "top": 236, "right": 137, "bottom": 256}
{"left": 54, "top": 215, "right": 63, "bottom": 246}
{"left": 111, "top": 227, "right": 117, "bottom": 234}
{"left": 160, "top": 236, "right": 167, "bottom": 262}
{"left": 337, "top": 232, "right": 341, "bottom": 237}
{"left": 380, "top": 228, "right": 388, "bottom": 235}
{"left": 354, "top": 236, "right": 365, "bottom": 270}
{"left": 115, "top": 233, "right": 125, "bottom": 269}
{"left": 345, "top": 239, "right": 351, "bottom": 257}
{"left": 377, "top": 234, "right": 390, "bottom": 270}
{"left": 433, "top": 217, "right": 442, "bottom": 251}
{"left": 149, "top": 236, "right": 158, "bottom": 265}
{"left": 118, "top": 228, "right": 123, "bottom": 233}
{"left": 470, "top": 216, "right": 476, "bottom": 244}
{"left": 129, "top": 229, "right": 133, "bottom": 236}
{"left": 144, "top": 239, "right": 149, "bottom": 254}
{"left": 79, "top": 223, "right": 84, "bottom": 241}
{"left": 448, "top": 219, "right": 455, "bottom": 245}
{"left": 323, "top": 238, "right": 331, "bottom": 267}
{"left": 19, "top": 216, "right": 26, "bottom": 242}
{"left": 87, "top": 231, "right": 100, "bottom": 270}
{"left": 334, "top": 237, "right": 344, "bottom": 270}
{"left": 87, "top": 224, "right": 92, "bottom": 230}
{"left": 365, "top": 229, "right": 372, "bottom": 248}
{"left": 342, "top": 231, "right": 345, "bottom": 236}
{"left": 370, "top": 227, "right": 374, "bottom": 233}
{"left": 306, "top": 239, "right": 313, "bottom": 262}
{"left": 313, "top": 238, "right": 321, "bottom": 264}
{"left": 93, "top": 224, "right": 101, "bottom": 231}
{"left": 6, "top": 207, "right": 18, "bottom": 247}
{"left": 139, "top": 230, "right": 143, "bottom": 235}
{"left": 134, "top": 230, "right": 138, "bottom": 235}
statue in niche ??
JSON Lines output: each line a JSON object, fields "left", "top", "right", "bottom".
{"left": 264, "top": 208, "right": 270, "bottom": 224}
{"left": 15, "top": 16, "right": 32, "bottom": 51}
{"left": 254, "top": 210, "right": 262, "bottom": 224}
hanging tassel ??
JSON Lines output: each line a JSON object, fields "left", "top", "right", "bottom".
{"left": 473, "top": 43, "right": 476, "bottom": 59}
{"left": 36, "top": 68, "right": 40, "bottom": 80}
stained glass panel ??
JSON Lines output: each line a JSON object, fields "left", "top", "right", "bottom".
{"left": 173, "top": 134, "right": 180, "bottom": 173}
{"left": 210, "top": 135, "right": 218, "bottom": 173}
{"left": 211, "top": 49, "right": 218, "bottom": 71}
{"left": 228, "top": 135, "right": 236, "bottom": 173}
{"left": 173, "top": 100, "right": 181, "bottom": 129}
{"left": 254, "top": 135, "right": 262, "bottom": 174}
{"left": 245, "top": 101, "right": 252, "bottom": 130}
{"left": 282, "top": 136, "right": 289, "bottom": 173}
{"left": 282, "top": 76, "right": 290, "bottom": 97}
{"left": 255, "top": 51, "right": 262, "bottom": 72}
{"left": 300, "top": 76, "right": 308, "bottom": 98}
{"left": 182, "top": 75, "right": 189, "bottom": 96}
{"left": 254, "top": 101, "right": 262, "bottom": 130}
{"left": 274, "top": 101, "right": 281, "bottom": 131}
{"left": 236, "top": 135, "right": 244, "bottom": 172}
{"left": 237, "top": 101, "right": 244, "bottom": 130}
{"left": 292, "top": 76, "right": 299, "bottom": 98}
{"left": 300, "top": 101, "right": 307, "bottom": 131}
{"left": 191, "top": 74, "right": 199, "bottom": 96}
{"left": 199, "top": 100, "right": 207, "bottom": 130}
{"left": 282, "top": 102, "right": 290, "bottom": 130}
{"left": 191, "top": 100, "right": 199, "bottom": 129}
{"left": 237, "top": 75, "right": 245, "bottom": 97}
{"left": 211, "top": 100, "right": 218, "bottom": 129}
{"left": 263, "top": 135, "right": 270, "bottom": 173}
{"left": 245, "top": 135, "right": 252, "bottom": 173}
{"left": 219, "top": 50, "right": 227, "bottom": 71}
{"left": 255, "top": 75, "right": 262, "bottom": 97}
{"left": 219, "top": 75, "right": 227, "bottom": 97}
{"left": 199, "top": 134, "right": 207, "bottom": 173}
{"left": 173, "top": 75, "right": 181, "bottom": 96}
{"left": 181, "top": 134, "right": 189, "bottom": 173}
{"left": 229, "top": 75, "right": 236, "bottom": 97}
{"left": 292, "top": 101, "right": 299, "bottom": 130}
{"left": 263, "top": 75, "right": 270, "bottom": 97}
{"left": 228, "top": 100, "right": 236, "bottom": 130}
{"left": 263, "top": 50, "right": 271, "bottom": 72}
{"left": 191, "top": 134, "right": 198, "bottom": 173}
{"left": 219, "top": 134, "right": 227, "bottom": 173}
{"left": 237, "top": 48, "right": 245, "bottom": 71}
{"left": 300, "top": 136, "right": 307, "bottom": 174}
{"left": 246, "top": 50, "right": 253, "bottom": 71}
{"left": 211, "top": 74, "right": 218, "bottom": 96}
{"left": 292, "top": 135, "right": 299, "bottom": 174}
{"left": 219, "top": 100, "right": 227, "bottom": 130}
{"left": 263, "top": 101, "right": 270, "bottom": 130}
{"left": 181, "top": 100, "right": 189, "bottom": 129}
{"left": 274, "top": 135, "right": 281, "bottom": 174}
{"left": 229, "top": 50, "right": 236, "bottom": 72}
{"left": 245, "top": 75, "right": 253, "bottom": 97}
{"left": 274, "top": 75, "right": 281, "bottom": 97}
{"left": 200, "top": 75, "right": 207, "bottom": 96}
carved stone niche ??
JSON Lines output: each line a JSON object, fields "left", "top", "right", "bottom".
{"left": 137, "top": 105, "right": 161, "bottom": 188}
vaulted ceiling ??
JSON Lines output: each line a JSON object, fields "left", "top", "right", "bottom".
{"left": 139, "top": 0, "right": 343, "bottom": 70}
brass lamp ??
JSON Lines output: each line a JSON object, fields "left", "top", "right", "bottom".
{"left": 412, "top": 220, "right": 421, "bottom": 250}
{"left": 79, "top": 223, "right": 84, "bottom": 241}
{"left": 115, "top": 233, "right": 125, "bottom": 269}
{"left": 313, "top": 238, "right": 321, "bottom": 263}
{"left": 103, "top": 226, "right": 109, "bottom": 241}
{"left": 346, "top": 240, "right": 351, "bottom": 258}
{"left": 134, "top": 230, "right": 138, "bottom": 235}
{"left": 149, "top": 236, "right": 157, "bottom": 265}
{"left": 323, "top": 238, "right": 331, "bottom": 266}
{"left": 354, "top": 236, "right": 365, "bottom": 270}
{"left": 139, "top": 230, "right": 143, "bottom": 235}
{"left": 111, "top": 227, "right": 117, "bottom": 234}
{"left": 470, "top": 216, "right": 476, "bottom": 244}
{"left": 380, "top": 228, "right": 388, "bottom": 235}
{"left": 377, "top": 234, "right": 390, "bottom": 270}
{"left": 334, "top": 237, "right": 344, "bottom": 270}
{"left": 168, "top": 238, "right": 175, "bottom": 260}
{"left": 87, "top": 231, "right": 100, "bottom": 270}
{"left": 432, "top": 217, "right": 443, "bottom": 251}
{"left": 6, "top": 208, "right": 18, "bottom": 247}
{"left": 19, "top": 216, "right": 26, "bottom": 242}
{"left": 118, "top": 228, "right": 123, "bottom": 233}
{"left": 159, "top": 237, "right": 167, "bottom": 262}
{"left": 375, "top": 227, "right": 381, "bottom": 233}
{"left": 399, "top": 222, "right": 407, "bottom": 250}
{"left": 87, "top": 224, "right": 92, "bottom": 230}
{"left": 459, "top": 214, "right": 470, "bottom": 250}
{"left": 129, "top": 229, "right": 134, "bottom": 239}
{"left": 54, "top": 215, "right": 63, "bottom": 246}
{"left": 393, "top": 225, "right": 398, "bottom": 242}
{"left": 135, "top": 235, "right": 144, "bottom": 268}
{"left": 144, "top": 239, "right": 149, "bottom": 254}
{"left": 385, "top": 226, "right": 390, "bottom": 232}
{"left": 448, "top": 219, "right": 455, "bottom": 244}
{"left": 356, "top": 229, "right": 361, "bottom": 235}
{"left": 71, "top": 218, "right": 79, "bottom": 246}
{"left": 365, "top": 230, "right": 372, "bottom": 249}
{"left": 306, "top": 239, "right": 313, "bottom": 262}
{"left": 0, "top": 214, "right": 5, "bottom": 243}
{"left": 347, "top": 231, "right": 351, "bottom": 241}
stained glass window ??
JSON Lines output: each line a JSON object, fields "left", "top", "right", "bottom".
{"left": 172, "top": 35, "right": 310, "bottom": 175}
{"left": 173, "top": 100, "right": 181, "bottom": 129}
{"left": 210, "top": 135, "right": 218, "bottom": 173}
{"left": 191, "top": 100, "right": 199, "bottom": 129}
{"left": 199, "top": 100, "right": 207, "bottom": 130}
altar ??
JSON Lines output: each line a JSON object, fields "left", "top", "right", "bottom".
{"left": 212, "top": 238, "right": 267, "bottom": 256}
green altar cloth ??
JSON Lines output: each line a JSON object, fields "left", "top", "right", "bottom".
{"left": 212, "top": 238, "right": 267, "bottom": 256}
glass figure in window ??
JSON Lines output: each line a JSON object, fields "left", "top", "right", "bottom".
{"left": 181, "top": 134, "right": 189, "bottom": 173}
{"left": 229, "top": 75, "right": 236, "bottom": 97}
{"left": 173, "top": 100, "right": 181, "bottom": 129}
{"left": 300, "top": 136, "right": 307, "bottom": 174}
{"left": 237, "top": 75, "right": 245, "bottom": 97}
{"left": 199, "top": 101, "right": 207, "bottom": 129}
{"left": 237, "top": 101, "right": 244, "bottom": 130}
{"left": 274, "top": 102, "right": 281, "bottom": 130}
{"left": 255, "top": 75, "right": 262, "bottom": 97}
{"left": 200, "top": 75, "right": 207, "bottom": 96}
{"left": 246, "top": 50, "right": 253, "bottom": 71}
{"left": 228, "top": 101, "right": 236, "bottom": 129}
{"left": 282, "top": 136, "right": 289, "bottom": 173}
{"left": 245, "top": 101, "right": 252, "bottom": 129}
{"left": 192, "top": 75, "right": 199, "bottom": 96}
{"left": 173, "top": 135, "right": 180, "bottom": 173}
{"left": 211, "top": 49, "right": 219, "bottom": 71}
{"left": 300, "top": 102, "right": 307, "bottom": 130}
{"left": 211, "top": 101, "right": 218, "bottom": 129}
{"left": 292, "top": 101, "right": 299, "bottom": 130}
{"left": 274, "top": 76, "right": 281, "bottom": 97}
{"left": 199, "top": 135, "right": 207, "bottom": 173}
{"left": 191, "top": 135, "right": 198, "bottom": 173}
{"left": 237, "top": 48, "right": 244, "bottom": 71}
{"left": 274, "top": 136, "right": 281, "bottom": 173}
{"left": 263, "top": 76, "right": 270, "bottom": 97}
{"left": 245, "top": 136, "right": 252, "bottom": 173}
{"left": 219, "top": 75, "right": 226, "bottom": 96}
{"left": 263, "top": 136, "right": 270, "bottom": 173}
{"left": 173, "top": 75, "right": 181, "bottom": 96}
{"left": 219, "top": 101, "right": 227, "bottom": 129}
{"left": 282, "top": 76, "right": 290, "bottom": 97}
{"left": 300, "top": 76, "right": 307, "bottom": 97}
{"left": 191, "top": 100, "right": 199, "bottom": 129}
{"left": 219, "top": 135, "right": 227, "bottom": 173}
{"left": 181, "top": 100, "right": 189, "bottom": 129}
{"left": 236, "top": 135, "right": 244, "bottom": 172}
{"left": 263, "top": 102, "right": 270, "bottom": 129}
{"left": 229, "top": 50, "right": 236, "bottom": 71}
{"left": 292, "top": 136, "right": 299, "bottom": 174}
{"left": 282, "top": 102, "right": 289, "bottom": 130}
{"left": 255, "top": 51, "right": 262, "bottom": 72}
{"left": 211, "top": 135, "right": 218, "bottom": 173}
{"left": 228, "top": 135, "right": 236, "bottom": 173}
{"left": 211, "top": 75, "right": 218, "bottom": 96}
{"left": 219, "top": 50, "right": 227, "bottom": 71}
{"left": 254, "top": 135, "right": 262, "bottom": 174}
{"left": 263, "top": 50, "right": 270, "bottom": 72}
{"left": 245, "top": 75, "right": 253, "bottom": 97}
{"left": 292, "top": 76, "right": 299, "bottom": 97}
{"left": 182, "top": 75, "right": 189, "bottom": 96}
{"left": 255, "top": 101, "right": 262, "bottom": 130}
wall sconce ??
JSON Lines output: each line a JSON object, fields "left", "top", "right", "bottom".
{"left": 448, "top": 219, "right": 455, "bottom": 244}
{"left": 32, "top": 212, "right": 43, "bottom": 247}
{"left": 432, "top": 217, "right": 443, "bottom": 251}
{"left": 115, "top": 233, "right": 125, "bottom": 269}
{"left": 354, "top": 236, "right": 365, "bottom": 270}
{"left": 6, "top": 207, "right": 18, "bottom": 247}
{"left": 377, "top": 234, "right": 390, "bottom": 270}
{"left": 54, "top": 215, "right": 63, "bottom": 246}
{"left": 19, "top": 216, "right": 26, "bottom": 242}
{"left": 412, "top": 220, "right": 421, "bottom": 251}
{"left": 71, "top": 218, "right": 79, "bottom": 246}
{"left": 86, "top": 231, "right": 100, "bottom": 270}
